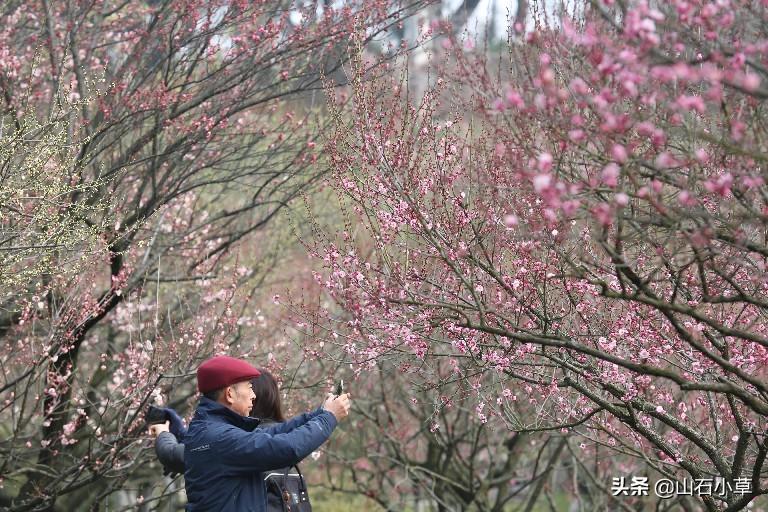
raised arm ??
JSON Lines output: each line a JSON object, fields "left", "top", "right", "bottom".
{"left": 258, "top": 392, "right": 351, "bottom": 435}
{"left": 150, "top": 422, "right": 185, "bottom": 475}
{"left": 220, "top": 394, "right": 351, "bottom": 474}
{"left": 156, "top": 432, "right": 186, "bottom": 474}
{"left": 257, "top": 409, "right": 324, "bottom": 435}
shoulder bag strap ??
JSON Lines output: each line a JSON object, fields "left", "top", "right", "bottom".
{"left": 293, "top": 464, "right": 309, "bottom": 504}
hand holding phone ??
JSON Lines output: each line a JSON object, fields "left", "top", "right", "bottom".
{"left": 323, "top": 387, "right": 351, "bottom": 421}
{"left": 146, "top": 405, "right": 168, "bottom": 425}
{"left": 148, "top": 421, "right": 170, "bottom": 437}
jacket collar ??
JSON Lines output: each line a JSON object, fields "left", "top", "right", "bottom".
{"left": 194, "top": 396, "right": 261, "bottom": 431}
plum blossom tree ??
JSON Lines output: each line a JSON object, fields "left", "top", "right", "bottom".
{"left": 312, "top": 1, "right": 768, "bottom": 510}
{"left": 0, "top": 0, "right": 429, "bottom": 509}
{"left": 314, "top": 360, "right": 617, "bottom": 512}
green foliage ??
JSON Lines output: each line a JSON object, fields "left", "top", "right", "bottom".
{"left": 0, "top": 108, "right": 113, "bottom": 295}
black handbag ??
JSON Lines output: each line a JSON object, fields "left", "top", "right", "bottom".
{"left": 264, "top": 465, "right": 311, "bottom": 512}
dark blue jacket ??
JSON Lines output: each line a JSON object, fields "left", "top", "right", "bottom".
{"left": 184, "top": 397, "right": 337, "bottom": 512}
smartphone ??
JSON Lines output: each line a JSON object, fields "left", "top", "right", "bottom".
{"left": 146, "top": 405, "right": 167, "bottom": 425}
{"left": 334, "top": 379, "right": 344, "bottom": 396}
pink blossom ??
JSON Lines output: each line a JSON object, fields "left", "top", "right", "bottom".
{"left": 591, "top": 203, "right": 613, "bottom": 226}
{"left": 705, "top": 84, "right": 723, "bottom": 102}
{"left": 651, "top": 128, "right": 667, "bottom": 148}
{"left": 676, "top": 95, "right": 706, "bottom": 114}
{"left": 703, "top": 173, "right": 734, "bottom": 196}
{"left": 678, "top": 190, "right": 696, "bottom": 206}
{"left": 601, "top": 163, "right": 620, "bottom": 187}
{"left": 533, "top": 174, "right": 552, "bottom": 193}
{"left": 620, "top": 78, "right": 638, "bottom": 97}
{"left": 742, "top": 175, "right": 765, "bottom": 189}
{"left": 634, "top": 121, "right": 656, "bottom": 137}
{"left": 505, "top": 89, "right": 525, "bottom": 109}
{"left": 540, "top": 68, "right": 555, "bottom": 86}
{"left": 618, "top": 49, "right": 637, "bottom": 64}
{"left": 694, "top": 148, "right": 709, "bottom": 163}
{"left": 742, "top": 73, "right": 761, "bottom": 92}
{"left": 562, "top": 199, "right": 580, "bottom": 216}
{"left": 654, "top": 152, "right": 677, "bottom": 169}
{"left": 537, "top": 152, "right": 554, "bottom": 172}
{"left": 543, "top": 208, "right": 558, "bottom": 222}
{"left": 568, "top": 129, "right": 586, "bottom": 143}
{"left": 731, "top": 121, "right": 746, "bottom": 141}
{"left": 569, "top": 77, "right": 589, "bottom": 95}
{"left": 610, "top": 144, "right": 628, "bottom": 163}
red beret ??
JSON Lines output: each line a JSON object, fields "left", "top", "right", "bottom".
{"left": 197, "top": 356, "right": 261, "bottom": 393}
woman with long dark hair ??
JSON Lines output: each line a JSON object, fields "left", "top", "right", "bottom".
{"left": 249, "top": 369, "right": 286, "bottom": 422}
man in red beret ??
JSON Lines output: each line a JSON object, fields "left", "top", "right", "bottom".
{"left": 183, "top": 355, "right": 351, "bottom": 512}
{"left": 196, "top": 355, "right": 262, "bottom": 416}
